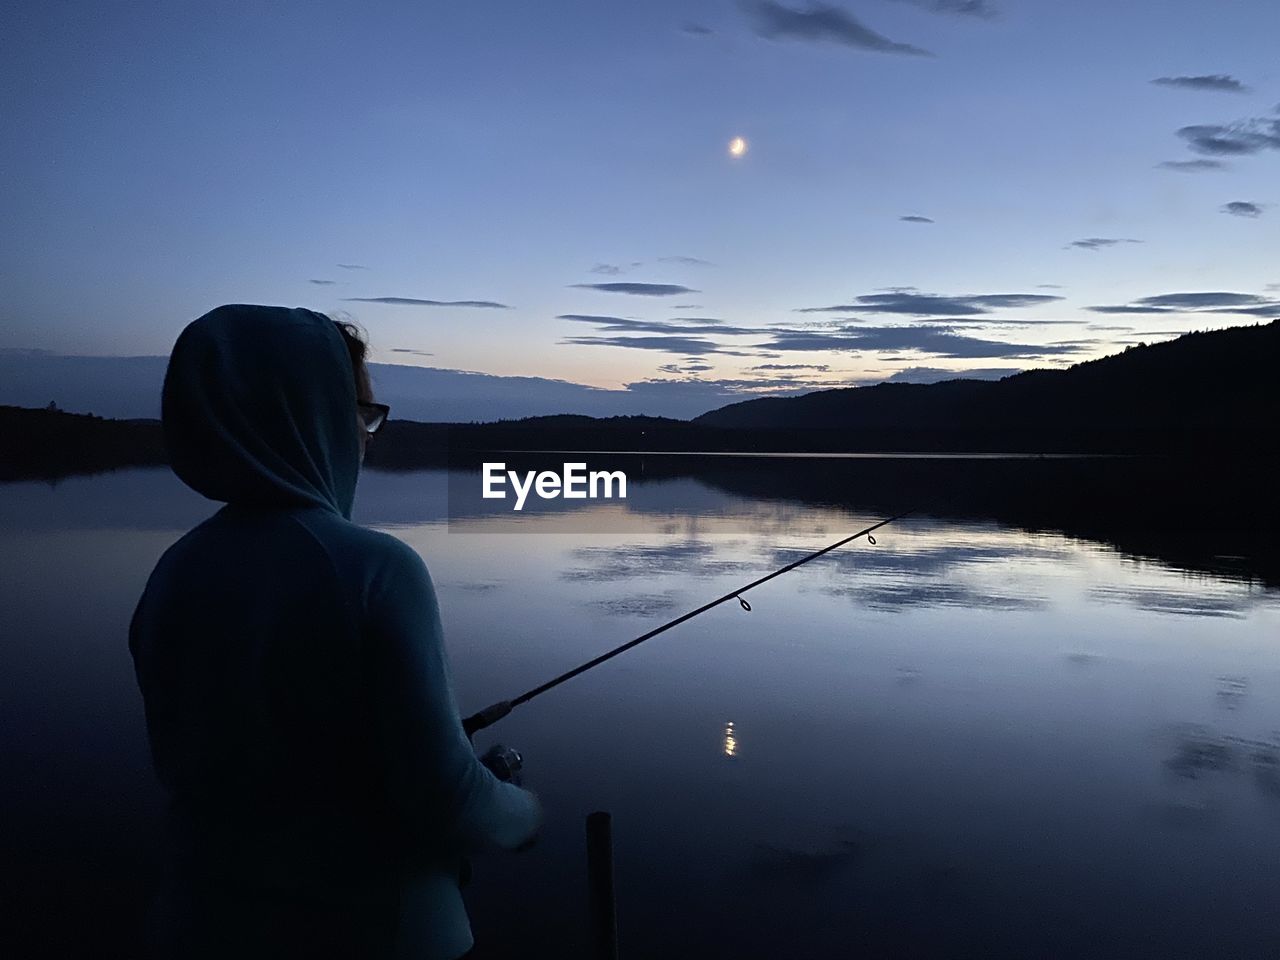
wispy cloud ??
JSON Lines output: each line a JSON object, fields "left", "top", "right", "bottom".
{"left": 743, "top": 1, "right": 932, "bottom": 56}
{"left": 558, "top": 314, "right": 757, "bottom": 336}
{"left": 389, "top": 348, "right": 435, "bottom": 356}
{"left": 657, "top": 357, "right": 716, "bottom": 375}
{"left": 759, "top": 323, "right": 1087, "bottom": 359}
{"left": 680, "top": 22, "right": 714, "bottom": 36}
{"left": 344, "top": 296, "right": 511, "bottom": 308}
{"left": 1177, "top": 117, "right": 1280, "bottom": 156}
{"left": 336, "top": 263, "right": 368, "bottom": 270}
{"left": 589, "top": 263, "right": 625, "bottom": 275}
{"left": 795, "top": 290, "right": 1063, "bottom": 316}
{"left": 309, "top": 279, "right": 337, "bottom": 285}
{"left": 570, "top": 282, "right": 699, "bottom": 297}
{"left": 1067, "top": 237, "right": 1142, "bottom": 251}
{"left": 899, "top": 215, "right": 934, "bottom": 223}
{"left": 560, "top": 335, "right": 735, "bottom": 356}
{"left": 1157, "top": 158, "right": 1226, "bottom": 172}
{"left": 1086, "top": 291, "right": 1280, "bottom": 315}
{"left": 869, "top": 365, "right": 1016, "bottom": 384}
{"left": 1222, "top": 201, "right": 1263, "bottom": 217}
{"left": 1084, "top": 305, "right": 1171, "bottom": 315}
{"left": 635, "top": 375, "right": 828, "bottom": 395}
{"left": 1152, "top": 74, "right": 1248, "bottom": 93}
{"left": 658, "top": 255, "right": 715, "bottom": 267}
{"left": 1113, "top": 292, "right": 1267, "bottom": 310}
{"left": 887, "top": 0, "right": 996, "bottom": 18}
{"left": 750, "top": 362, "right": 832, "bottom": 371}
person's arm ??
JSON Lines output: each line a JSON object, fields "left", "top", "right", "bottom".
{"left": 365, "top": 540, "right": 541, "bottom": 855}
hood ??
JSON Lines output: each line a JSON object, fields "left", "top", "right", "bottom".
{"left": 162, "top": 304, "right": 361, "bottom": 518}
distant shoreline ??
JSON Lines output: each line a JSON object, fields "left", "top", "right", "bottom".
{"left": 5, "top": 401, "right": 1277, "bottom": 483}
{"left": 491, "top": 449, "right": 1128, "bottom": 460}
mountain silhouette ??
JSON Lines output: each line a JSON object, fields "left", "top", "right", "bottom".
{"left": 691, "top": 320, "right": 1279, "bottom": 452}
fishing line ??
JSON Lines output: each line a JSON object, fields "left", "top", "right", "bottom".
{"left": 463, "top": 509, "right": 913, "bottom": 735}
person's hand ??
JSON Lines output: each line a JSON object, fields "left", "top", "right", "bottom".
{"left": 480, "top": 743, "right": 524, "bottom": 786}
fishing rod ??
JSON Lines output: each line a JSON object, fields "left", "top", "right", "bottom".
{"left": 463, "top": 508, "right": 913, "bottom": 737}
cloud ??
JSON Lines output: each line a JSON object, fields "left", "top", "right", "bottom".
{"left": 1085, "top": 305, "right": 1172, "bottom": 315}
{"left": 1067, "top": 237, "right": 1142, "bottom": 251}
{"left": 1036, "top": 284, "right": 1064, "bottom": 289}
{"left": 1120, "top": 292, "right": 1266, "bottom": 309}
{"left": 589, "top": 263, "right": 626, "bottom": 275}
{"left": 681, "top": 22, "right": 714, "bottom": 36}
{"left": 628, "top": 376, "right": 825, "bottom": 396}
{"left": 657, "top": 357, "right": 716, "bottom": 375}
{"left": 558, "top": 314, "right": 757, "bottom": 336}
{"left": 1222, "top": 201, "right": 1263, "bottom": 217}
{"left": 1176, "top": 118, "right": 1280, "bottom": 156}
{"left": 866, "top": 366, "right": 1017, "bottom": 384}
{"left": 570, "top": 282, "right": 699, "bottom": 296}
{"left": 658, "top": 255, "right": 715, "bottom": 267}
{"left": 1157, "top": 158, "right": 1226, "bottom": 171}
{"left": 309, "top": 279, "right": 337, "bottom": 285}
{"left": 670, "top": 304, "right": 704, "bottom": 309}
{"left": 660, "top": 358, "right": 721, "bottom": 378}
{"left": 1152, "top": 74, "right": 1248, "bottom": 93}
{"left": 560, "top": 335, "right": 735, "bottom": 356}
{"left": 1206, "top": 304, "right": 1280, "bottom": 317}
{"left": 344, "top": 296, "right": 511, "bottom": 308}
{"left": 1086, "top": 291, "right": 1280, "bottom": 315}
{"left": 743, "top": 1, "right": 932, "bottom": 56}
{"left": 899, "top": 215, "right": 934, "bottom": 223}
{"left": 336, "top": 263, "right": 368, "bottom": 270}
{"left": 795, "top": 290, "right": 1063, "bottom": 316}
{"left": 887, "top": 0, "right": 997, "bottom": 18}
{"left": 389, "top": 348, "right": 435, "bottom": 357}
{"left": 750, "top": 363, "right": 832, "bottom": 371}
{"left": 759, "top": 323, "right": 1087, "bottom": 359}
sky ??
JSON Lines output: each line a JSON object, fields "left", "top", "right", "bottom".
{"left": 3, "top": 0, "right": 1279, "bottom": 413}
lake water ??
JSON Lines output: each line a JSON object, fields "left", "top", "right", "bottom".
{"left": 3, "top": 465, "right": 1280, "bottom": 958}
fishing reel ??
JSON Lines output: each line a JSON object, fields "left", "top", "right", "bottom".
{"left": 480, "top": 744, "right": 524, "bottom": 785}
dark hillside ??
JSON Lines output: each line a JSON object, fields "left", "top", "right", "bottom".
{"left": 694, "top": 321, "right": 1279, "bottom": 451}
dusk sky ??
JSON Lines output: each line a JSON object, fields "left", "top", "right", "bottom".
{"left": 4, "top": 0, "right": 1279, "bottom": 407}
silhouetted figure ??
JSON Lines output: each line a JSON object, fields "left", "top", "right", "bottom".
{"left": 129, "top": 305, "right": 539, "bottom": 959}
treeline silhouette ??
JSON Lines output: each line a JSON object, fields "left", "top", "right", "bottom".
{"left": 0, "top": 404, "right": 164, "bottom": 481}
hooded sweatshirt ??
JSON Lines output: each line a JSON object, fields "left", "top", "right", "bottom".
{"left": 129, "top": 305, "right": 539, "bottom": 959}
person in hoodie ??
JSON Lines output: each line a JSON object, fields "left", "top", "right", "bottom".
{"left": 129, "top": 304, "right": 540, "bottom": 960}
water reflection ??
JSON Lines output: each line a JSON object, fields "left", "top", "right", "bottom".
{"left": 746, "top": 839, "right": 864, "bottom": 884}
{"left": 723, "top": 720, "right": 738, "bottom": 759}
{"left": 764, "top": 533, "right": 1061, "bottom": 612}
{"left": 4, "top": 467, "right": 1280, "bottom": 959}
{"left": 590, "top": 592, "right": 681, "bottom": 618}
{"left": 1089, "top": 583, "right": 1276, "bottom": 618}
{"left": 560, "top": 541, "right": 755, "bottom": 582}
{"left": 1215, "top": 676, "right": 1249, "bottom": 711}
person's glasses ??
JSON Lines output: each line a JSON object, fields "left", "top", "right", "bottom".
{"left": 357, "top": 402, "right": 390, "bottom": 436}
